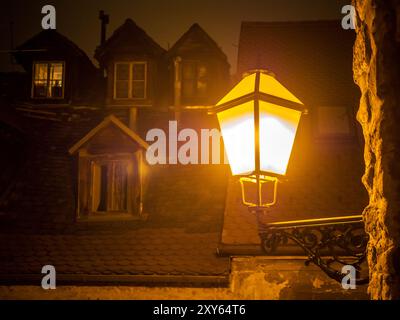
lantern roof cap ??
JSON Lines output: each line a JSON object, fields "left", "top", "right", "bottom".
{"left": 215, "top": 69, "right": 305, "bottom": 111}
{"left": 242, "top": 69, "right": 276, "bottom": 78}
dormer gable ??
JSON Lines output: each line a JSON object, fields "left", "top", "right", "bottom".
{"left": 95, "top": 18, "right": 166, "bottom": 67}
{"left": 167, "top": 24, "right": 230, "bottom": 107}
{"left": 69, "top": 115, "right": 148, "bottom": 220}
{"left": 167, "top": 23, "right": 228, "bottom": 63}
{"left": 95, "top": 19, "right": 166, "bottom": 107}
{"left": 13, "top": 30, "right": 99, "bottom": 104}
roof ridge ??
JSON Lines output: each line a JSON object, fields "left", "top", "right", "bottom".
{"left": 15, "top": 29, "right": 95, "bottom": 68}
{"left": 167, "top": 23, "right": 228, "bottom": 63}
{"left": 95, "top": 18, "right": 166, "bottom": 61}
{"left": 68, "top": 115, "right": 148, "bottom": 154}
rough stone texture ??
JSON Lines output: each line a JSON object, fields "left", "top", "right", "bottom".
{"left": 0, "top": 258, "right": 368, "bottom": 300}
{"left": 353, "top": 0, "right": 400, "bottom": 299}
{"left": 229, "top": 257, "right": 368, "bottom": 300}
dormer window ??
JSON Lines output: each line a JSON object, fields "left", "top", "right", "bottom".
{"left": 181, "top": 60, "right": 208, "bottom": 103}
{"left": 69, "top": 115, "right": 148, "bottom": 220}
{"left": 32, "top": 61, "right": 64, "bottom": 99}
{"left": 114, "top": 62, "right": 146, "bottom": 100}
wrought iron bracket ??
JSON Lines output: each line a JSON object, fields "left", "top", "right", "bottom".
{"left": 253, "top": 210, "right": 369, "bottom": 285}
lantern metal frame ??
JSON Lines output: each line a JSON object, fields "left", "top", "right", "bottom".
{"left": 239, "top": 175, "right": 279, "bottom": 208}
{"left": 213, "top": 69, "right": 306, "bottom": 208}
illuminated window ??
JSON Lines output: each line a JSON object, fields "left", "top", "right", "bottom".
{"left": 114, "top": 62, "right": 146, "bottom": 99}
{"left": 32, "top": 62, "right": 64, "bottom": 98}
{"left": 181, "top": 61, "right": 208, "bottom": 101}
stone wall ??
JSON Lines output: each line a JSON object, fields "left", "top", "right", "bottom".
{"left": 353, "top": 0, "right": 400, "bottom": 299}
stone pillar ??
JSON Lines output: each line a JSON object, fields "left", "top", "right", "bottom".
{"left": 353, "top": 0, "right": 400, "bottom": 299}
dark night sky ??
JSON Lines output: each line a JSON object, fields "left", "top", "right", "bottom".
{"left": 0, "top": 0, "right": 348, "bottom": 73}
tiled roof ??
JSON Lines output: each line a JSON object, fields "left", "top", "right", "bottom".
{"left": 0, "top": 228, "right": 229, "bottom": 285}
{"left": 0, "top": 107, "right": 230, "bottom": 285}
{"left": 0, "top": 107, "right": 104, "bottom": 222}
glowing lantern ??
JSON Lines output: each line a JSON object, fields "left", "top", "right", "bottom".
{"left": 214, "top": 70, "right": 305, "bottom": 207}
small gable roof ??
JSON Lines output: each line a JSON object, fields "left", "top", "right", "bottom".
{"left": 95, "top": 18, "right": 166, "bottom": 65}
{"left": 167, "top": 23, "right": 229, "bottom": 64}
{"left": 69, "top": 115, "right": 148, "bottom": 154}
{"left": 14, "top": 30, "right": 95, "bottom": 70}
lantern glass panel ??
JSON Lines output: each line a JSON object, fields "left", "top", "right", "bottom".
{"left": 259, "top": 100, "right": 301, "bottom": 175}
{"left": 217, "top": 100, "right": 255, "bottom": 175}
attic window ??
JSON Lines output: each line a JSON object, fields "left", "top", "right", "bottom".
{"left": 32, "top": 61, "right": 64, "bottom": 99}
{"left": 181, "top": 60, "right": 208, "bottom": 102}
{"left": 114, "top": 62, "right": 146, "bottom": 99}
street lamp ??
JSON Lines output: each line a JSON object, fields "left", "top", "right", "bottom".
{"left": 214, "top": 69, "right": 305, "bottom": 208}
{"left": 213, "top": 70, "right": 369, "bottom": 285}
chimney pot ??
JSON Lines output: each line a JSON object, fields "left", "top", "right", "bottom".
{"left": 99, "top": 10, "right": 109, "bottom": 47}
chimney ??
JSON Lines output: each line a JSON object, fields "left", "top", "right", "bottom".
{"left": 99, "top": 10, "right": 109, "bottom": 46}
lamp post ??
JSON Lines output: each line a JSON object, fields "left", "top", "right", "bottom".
{"left": 213, "top": 70, "right": 369, "bottom": 285}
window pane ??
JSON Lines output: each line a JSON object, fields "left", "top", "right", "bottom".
{"left": 50, "top": 63, "right": 63, "bottom": 81}
{"left": 132, "top": 80, "right": 145, "bottom": 98}
{"left": 33, "top": 80, "right": 48, "bottom": 98}
{"left": 49, "top": 82, "right": 63, "bottom": 98}
{"left": 182, "top": 62, "right": 196, "bottom": 80}
{"left": 115, "top": 80, "right": 129, "bottom": 99}
{"left": 197, "top": 64, "right": 208, "bottom": 97}
{"left": 34, "top": 63, "right": 48, "bottom": 80}
{"left": 33, "top": 62, "right": 64, "bottom": 98}
{"left": 33, "top": 63, "right": 49, "bottom": 98}
{"left": 97, "top": 164, "right": 108, "bottom": 212}
{"left": 115, "top": 63, "right": 130, "bottom": 80}
{"left": 109, "top": 162, "right": 128, "bottom": 212}
{"left": 132, "top": 63, "right": 145, "bottom": 80}
{"left": 115, "top": 62, "right": 147, "bottom": 99}
{"left": 197, "top": 81, "right": 207, "bottom": 97}
{"left": 94, "top": 162, "right": 128, "bottom": 213}
{"left": 182, "top": 62, "right": 208, "bottom": 99}
{"left": 49, "top": 63, "right": 63, "bottom": 98}
{"left": 182, "top": 79, "right": 195, "bottom": 98}
{"left": 198, "top": 65, "right": 207, "bottom": 78}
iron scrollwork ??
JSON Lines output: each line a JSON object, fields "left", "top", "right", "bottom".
{"left": 256, "top": 213, "right": 369, "bottom": 285}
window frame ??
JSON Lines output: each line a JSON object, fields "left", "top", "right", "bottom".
{"left": 113, "top": 61, "right": 147, "bottom": 100}
{"left": 31, "top": 60, "right": 65, "bottom": 99}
